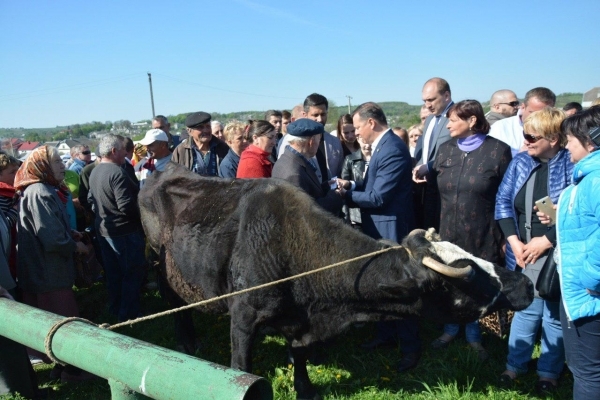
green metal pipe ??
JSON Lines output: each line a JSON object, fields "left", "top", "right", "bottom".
{"left": 0, "top": 299, "right": 272, "bottom": 400}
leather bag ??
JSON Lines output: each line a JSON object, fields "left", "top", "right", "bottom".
{"left": 536, "top": 248, "right": 560, "bottom": 301}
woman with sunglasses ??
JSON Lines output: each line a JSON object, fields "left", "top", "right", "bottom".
{"left": 495, "top": 107, "right": 573, "bottom": 393}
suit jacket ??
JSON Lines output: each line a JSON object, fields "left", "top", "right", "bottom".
{"left": 414, "top": 108, "right": 453, "bottom": 171}
{"left": 272, "top": 150, "right": 343, "bottom": 216}
{"left": 346, "top": 130, "right": 414, "bottom": 242}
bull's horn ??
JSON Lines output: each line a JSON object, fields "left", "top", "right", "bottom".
{"left": 422, "top": 257, "right": 473, "bottom": 278}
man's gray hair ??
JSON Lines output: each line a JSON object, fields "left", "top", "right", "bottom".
{"left": 287, "top": 135, "right": 310, "bottom": 145}
{"left": 98, "top": 134, "right": 124, "bottom": 157}
{"left": 153, "top": 115, "right": 169, "bottom": 124}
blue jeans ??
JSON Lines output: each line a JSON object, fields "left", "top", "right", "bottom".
{"left": 506, "top": 297, "right": 564, "bottom": 379}
{"left": 561, "top": 300, "right": 600, "bottom": 400}
{"left": 99, "top": 231, "right": 146, "bottom": 322}
{"left": 444, "top": 321, "right": 481, "bottom": 343}
{"left": 376, "top": 318, "right": 421, "bottom": 354}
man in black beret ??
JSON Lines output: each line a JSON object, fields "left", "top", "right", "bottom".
{"left": 272, "top": 119, "right": 345, "bottom": 215}
{"left": 172, "top": 111, "right": 229, "bottom": 176}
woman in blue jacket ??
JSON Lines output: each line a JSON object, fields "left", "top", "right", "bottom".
{"left": 495, "top": 108, "right": 573, "bottom": 393}
{"left": 556, "top": 106, "right": 600, "bottom": 399}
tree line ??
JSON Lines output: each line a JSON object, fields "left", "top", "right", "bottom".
{"left": 0, "top": 93, "right": 584, "bottom": 141}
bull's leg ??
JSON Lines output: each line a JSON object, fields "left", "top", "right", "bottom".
{"left": 229, "top": 301, "right": 257, "bottom": 372}
{"left": 157, "top": 269, "right": 198, "bottom": 354}
{"left": 291, "top": 346, "right": 321, "bottom": 400}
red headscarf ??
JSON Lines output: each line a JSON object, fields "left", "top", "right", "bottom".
{"left": 14, "top": 146, "right": 69, "bottom": 203}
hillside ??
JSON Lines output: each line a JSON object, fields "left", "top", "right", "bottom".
{"left": 0, "top": 92, "right": 584, "bottom": 139}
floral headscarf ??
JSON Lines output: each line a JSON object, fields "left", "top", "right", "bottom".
{"left": 14, "top": 146, "right": 69, "bottom": 202}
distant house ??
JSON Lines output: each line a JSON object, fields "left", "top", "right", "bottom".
{"left": 56, "top": 141, "right": 71, "bottom": 156}
{"left": 49, "top": 138, "right": 97, "bottom": 157}
{"left": 583, "top": 87, "right": 600, "bottom": 108}
{"left": 44, "top": 141, "right": 60, "bottom": 149}
{"left": 1, "top": 138, "right": 23, "bottom": 156}
{"left": 18, "top": 141, "right": 41, "bottom": 158}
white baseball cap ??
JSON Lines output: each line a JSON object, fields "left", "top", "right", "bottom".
{"left": 139, "top": 129, "right": 168, "bottom": 145}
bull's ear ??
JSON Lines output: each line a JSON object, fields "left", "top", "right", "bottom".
{"left": 378, "top": 279, "right": 420, "bottom": 301}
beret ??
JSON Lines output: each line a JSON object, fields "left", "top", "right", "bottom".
{"left": 286, "top": 119, "right": 324, "bottom": 137}
{"left": 185, "top": 112, "right": 212, "bottom": 128}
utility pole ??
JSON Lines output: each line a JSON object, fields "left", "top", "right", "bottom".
{"left": 148, "top": 72, "right": 155, "bottom": 118}
{"left": 346, "top": 95, "right": 353, "bottom": 114}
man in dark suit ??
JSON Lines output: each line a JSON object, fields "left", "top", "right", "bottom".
{"left": 342, "top": 102, "right": 414, "bottom": 242}
{"left": 339, "top": 102, "right": 419, "bottom": 372}
{"left": 413, "top": 77, "right": 454, "bottom": 231}
{"left": 272, "top": 119, "right": 344, "bottom": 216}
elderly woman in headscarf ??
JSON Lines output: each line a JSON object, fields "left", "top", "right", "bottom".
{"left": 15, "top": 146, "right": 89, "bottom": 379}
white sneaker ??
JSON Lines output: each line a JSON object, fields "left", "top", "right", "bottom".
{"left": 29, "top": 355, "right": 43, "bottom": 365}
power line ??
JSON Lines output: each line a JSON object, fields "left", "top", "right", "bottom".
{"left": 153, "top": 73, "right": 299, "bottom": 101}
{"left": 0, "top": 73, "right": 142, "bottom": 103}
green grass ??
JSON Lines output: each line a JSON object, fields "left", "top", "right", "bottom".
{"left": 5, "top": 282, "right": 572, "bottom": 399}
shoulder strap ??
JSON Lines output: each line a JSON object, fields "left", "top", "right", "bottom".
{"left": 524, "top": 170, "right": 537, "bottom": 243}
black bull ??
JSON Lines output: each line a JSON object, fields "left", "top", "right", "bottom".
{"left": 139, "top": 163, "right": 533, "bottom": 400}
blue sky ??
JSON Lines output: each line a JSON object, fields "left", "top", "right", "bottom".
{"left": 1, "top": 0, "right": 597, "bottom": 129}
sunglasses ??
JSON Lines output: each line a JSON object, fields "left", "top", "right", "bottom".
{"left": 81, "top": 150, "right": 91, "bottom": 155}
{"left": 523, "top": 132, "right": 544, "bottom": 143}
{"left": 498, "top": 101, "right": 520, "bottom": 107}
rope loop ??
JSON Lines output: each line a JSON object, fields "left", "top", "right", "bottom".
{"left": 44, "top": 317, "right": 98, "bottom": 365}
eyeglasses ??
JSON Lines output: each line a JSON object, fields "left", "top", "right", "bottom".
{"left": 523, "top": 132, "right": 545, "bottom": 143}
{"left": 81, "top": 150, "right": 91, "bottom": 155}
{"left": 498, "top": 101, "right": 520, "bottom": 107}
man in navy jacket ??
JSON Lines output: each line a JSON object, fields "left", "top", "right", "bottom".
{"left": 343, "top": 102, "right": 414, "bottom": 241}
{"left": 341, "top": 102, "right": 419, "bottom": 372}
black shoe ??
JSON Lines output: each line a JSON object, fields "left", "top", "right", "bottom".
{"left": 360, "top": 338, "right": 397, "bottom": 351}
{"left": 535, "top": 379, "right": 558, "bottom": 394}
{"left": 397, "top": 352, "right": 420, "bottom": 372}
{"left": 498, "top": 372, "right": 515, "bottom": 388}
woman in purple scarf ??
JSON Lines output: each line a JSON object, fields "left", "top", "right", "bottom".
{"left": 427, "top": 100, "right": 513, "bottom": 359}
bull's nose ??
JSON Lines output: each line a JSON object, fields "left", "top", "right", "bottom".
{"left": 514, "top": 279, "right": 534, "bottom": 311}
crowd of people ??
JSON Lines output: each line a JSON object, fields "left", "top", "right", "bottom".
{"left": 1, "top": 78, "right": 600, "bottom": 399}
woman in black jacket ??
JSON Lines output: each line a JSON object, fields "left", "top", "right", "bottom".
{"left": 340, "top": 137, "right": 371, "bottom": 229}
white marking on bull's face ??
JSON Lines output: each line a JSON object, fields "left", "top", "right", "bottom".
{"left": 454, "top": 299, "right": 462, "bottom": 307}
{"left": 430, "top": 241, "right": 500, "bottom": 281}
{"left": 429, "top": 241, "right": 504, "bottom": 314}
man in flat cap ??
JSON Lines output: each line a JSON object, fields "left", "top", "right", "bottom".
{"left": 278, "top": 94, "right": 344, "bottom": 182}
{"left": 272, "top": 119, "right": 345, "bottom": 215}
{"left": 172, "top": 112, "right": 229, "bottom": 176}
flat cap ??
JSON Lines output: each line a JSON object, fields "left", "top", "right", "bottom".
{"left": 185, "top": 111, "right": 212, "bottom": 128}
{"left": 286, "top": 119, "right": 324, "bottom": 137}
